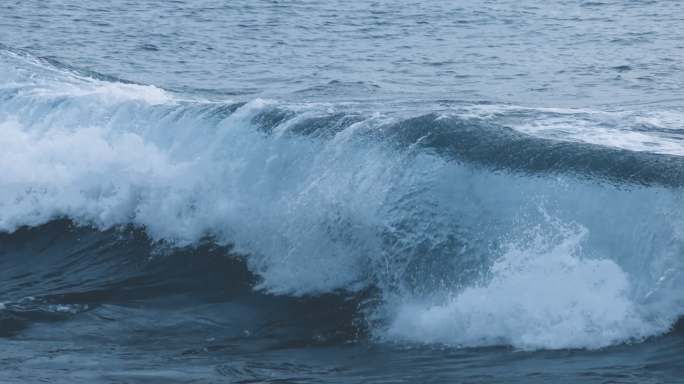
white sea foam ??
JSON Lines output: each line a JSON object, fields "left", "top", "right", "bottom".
{"left": 3, "top": 52, "right": 684, "bottom": 350}
{"left": 451, "top": 104, "right": 684, "bottom": 156}
{"left": 386, "top": 219, "right": 676, "bottom": 350}
{"left": 514, "top": 117, "right": 684, "bottom": 155}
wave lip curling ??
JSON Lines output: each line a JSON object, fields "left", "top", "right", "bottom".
{"left": 387, "top": 222, "right": 674, "bottom": 350}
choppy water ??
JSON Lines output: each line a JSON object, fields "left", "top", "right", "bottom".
{"left": 3, "top": 1, "right": 684, "bottom": 383}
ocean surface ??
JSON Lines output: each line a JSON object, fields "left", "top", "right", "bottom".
{"left": 2, "top": 1, "right": 684, "bottom": 382}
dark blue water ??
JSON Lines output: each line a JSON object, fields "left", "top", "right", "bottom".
{"left": 3, "top": 1, "right": 684, "bottom": 382}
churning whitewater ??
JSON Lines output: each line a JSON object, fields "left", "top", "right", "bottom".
{"left": 3, "top": 46, "right": 684, "bottom": 353}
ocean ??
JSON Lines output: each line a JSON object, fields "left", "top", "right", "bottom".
{"left": 2, "top": 1, "right": 684, "bottom": 382}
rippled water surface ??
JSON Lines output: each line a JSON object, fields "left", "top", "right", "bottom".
{"left": 3, "top": 0, "right": 684, "bottom": 105}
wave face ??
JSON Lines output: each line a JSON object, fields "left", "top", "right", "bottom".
{"left": 3, "top": 48, "right": 684, "bottom": 352}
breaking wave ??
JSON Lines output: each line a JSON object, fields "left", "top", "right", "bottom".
{"left": 3, "top": 47, "right": 684, "bottom": 351}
